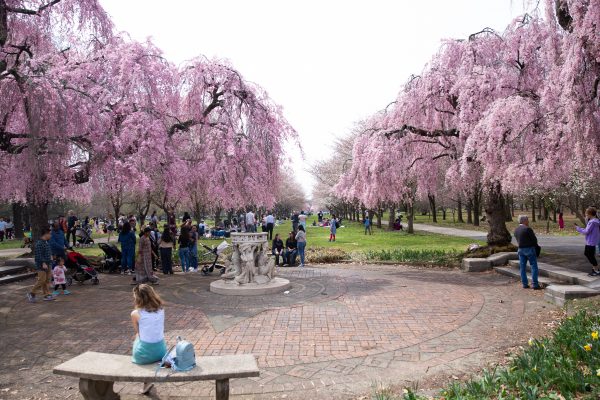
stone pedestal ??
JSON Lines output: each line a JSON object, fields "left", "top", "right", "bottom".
{"left": 210, "top": 232, "right": 290, "bottom": 296}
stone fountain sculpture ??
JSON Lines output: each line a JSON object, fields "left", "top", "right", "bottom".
{"left": 209, "top": 232, "right": 291, "bottom": 295}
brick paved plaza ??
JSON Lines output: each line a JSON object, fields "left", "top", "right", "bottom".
{"left": 0, "top": 264, "right": 558, "bottom": 399}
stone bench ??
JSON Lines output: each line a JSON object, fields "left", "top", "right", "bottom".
{"left": 53, "top": 351, "right": 259, "bottom": 400}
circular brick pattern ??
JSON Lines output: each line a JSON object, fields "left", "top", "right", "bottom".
{"left": 0, "top": 264, "right": 556, "bottom": 400}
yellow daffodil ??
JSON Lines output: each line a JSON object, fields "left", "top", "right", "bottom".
{"left": 584, "top": 344, "right": 592, "bottom": 352}
{"left": 592, "top": 331, "right": 599, "bottom": 340}
{"left": 528, "top": 338, "right": 534, "bottom": 346}
{"left": 596, "top": 368, "right": 600, "bottom": 377}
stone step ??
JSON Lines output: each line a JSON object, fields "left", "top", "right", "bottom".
{"left": 3, "top": 258, "right": 35, "bottom": 268}
{"left": 0, "top": 265, "right": 28, "bottom": 277}
{"left": 494, "top": 267, "right": 555, "bottom": 288}
{"left": 508, "top": 260, "right": 596, "bottom": 286}
{"left": 544, "top": 285, "right": 600, "bottom": 307}
{"left": 0, "top": 271, "right": 37, "bottom": 284}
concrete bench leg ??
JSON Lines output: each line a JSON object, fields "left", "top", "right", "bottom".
{"left": 216, "top": 378, "right": 229, "bottom": 400}
{"left": 79, "top": 378, "right": 120, "bottom": 400}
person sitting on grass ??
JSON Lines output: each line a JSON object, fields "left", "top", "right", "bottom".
{"left": 131, "top": 284, "right": 167, "bottom": 394}
{"left": 285, "top": 232, "right": 298, "bottom": 266}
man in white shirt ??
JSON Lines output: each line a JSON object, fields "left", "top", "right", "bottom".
{"left": 266, "top": 213, "right": 275, "bottom": 240}
{"left": 245, "top": 210, "right": 256, "bottom": 233}
{"left": 298, "top": 211, "right": 307, "bottom": 230}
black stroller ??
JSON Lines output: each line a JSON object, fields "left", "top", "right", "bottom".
{"left": 200, "top": 241, "right": 228, "bottom": 276}
{"left": 75, "top": 227, "right": 95, "bottom": 247}
{"left": 98, "top": 243, "right": 122, "bottom": 273}
{"left": 66, "top": 250, "right": 99, "bottom": 285}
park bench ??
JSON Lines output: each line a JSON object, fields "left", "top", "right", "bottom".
{"left": 53, "top": 351, "right": 259, "bottom": 400}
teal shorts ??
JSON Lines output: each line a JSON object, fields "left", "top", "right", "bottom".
{"left": 132, "top": 337, "right": 167, "bottom": 365}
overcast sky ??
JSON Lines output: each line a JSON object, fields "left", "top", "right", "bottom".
{"left": 99, "top": 0, "right": 530, "bottom": 197}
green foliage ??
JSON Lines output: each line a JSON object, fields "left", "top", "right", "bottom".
{"left": 364, "top": 248, "right": 460, "bottom": 264}
{"left": 395, "top": 310, "right": 600, "bottom": 399}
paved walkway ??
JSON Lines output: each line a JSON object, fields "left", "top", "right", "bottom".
{"left": 414, "top": 223, "right": 591, "bottom": 273}
{"left": 0, "top": 247, "right": 30, "bottom": 258}
{"left": 0, "top": 264, "right": 558, "bottom": 399}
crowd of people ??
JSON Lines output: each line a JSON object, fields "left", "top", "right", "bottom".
{"left": 24, "top": 207, "right": 345, "bottom": 302}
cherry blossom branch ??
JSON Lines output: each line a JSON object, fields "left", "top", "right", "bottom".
{"left": 5, "top": 0, "right": 63, "bottom": 16}
{"left": 384, "top": 124, "right": 459, "bottom": 139}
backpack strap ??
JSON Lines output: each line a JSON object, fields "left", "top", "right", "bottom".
{"left": 154, "top": 342, "right": 177, "bottom": 380}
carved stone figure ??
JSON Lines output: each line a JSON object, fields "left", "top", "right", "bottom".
{"left": 222, "top": 232, "right": 276, "bottom": 285}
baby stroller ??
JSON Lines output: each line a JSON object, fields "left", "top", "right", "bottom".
{"left": 200, "top": 240, "right": 228, "bottom": 276}
{"left": 75, "top": 227, "right": 94, "bottom": 247}
{"left": 66, "top": 250, "right": 99, "bottom": 285}
{"left": 98, "top": 243, "right": 121, "bottom": 273}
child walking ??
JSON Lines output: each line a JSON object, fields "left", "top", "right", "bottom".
{"left": 52, "top": 257, "right": 71, "bottom": 296}
{"left": 329, "top": 215, "right": 337, "bottom": 242}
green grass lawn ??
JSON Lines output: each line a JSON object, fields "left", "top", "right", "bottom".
{"left": 9, "top": 221, "right": 482, "bottom": 265}
{"left": 271, "top": 220, "right": 480, "bottom": 254}
{"left": 0, "top": 240, "right": 23, "bottom": 251}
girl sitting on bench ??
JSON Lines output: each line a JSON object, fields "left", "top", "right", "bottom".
{"left": 131, "top": 284, "right": 167, "bottom": 393}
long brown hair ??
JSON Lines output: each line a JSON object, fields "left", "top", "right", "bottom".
{"left": 133, "top": 284, "right": 164, "bottom": 312}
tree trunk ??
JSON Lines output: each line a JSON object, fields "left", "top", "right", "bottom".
{"left": 473, "top": 192, "right": 481, "bottom": 227}
{"left": 388, "top": 207, "right": 396, "bottom": 230}
{"left": 406, "top": 203, "right": 414, "bottom": 234}
{"left": 192, "top": 201, "right": 202, "bottom": 222}
{"left": 376, "top": 207, "right": 382, "bottom": 228}
{"left": 30, "top": 202, "right": 49, "bottom": 243}
{"left": 214, "top": 208, "right": 222, "bottom": 225}
{"left": 457, "top": 197, "right": 464, "bottom": 223}
{"left": 484, "top": 183, "right": 511, "bottom": 247}
{"left": 537, "top": 196, "right": 543, "bottom": 221}
{"left": 466, "top": 198, "right": 473, "bottom": 224}
{"left": 441, "top": 207, "right": 446, "bottom": 220}
{"left": 12, "top": 202, "right": 25, "bottom": 239}
{"left": 428, "top": 194, "right": 437, "bottom": 223}
{"left": 505, "top": 195, "right": 513, "bottom": 222}
{"left": 531, "top": 197, "right": 536, "bottom": 222}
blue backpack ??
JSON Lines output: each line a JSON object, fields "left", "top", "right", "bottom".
{"left": 161, "top": 336, "right": 196, "bottom": 372}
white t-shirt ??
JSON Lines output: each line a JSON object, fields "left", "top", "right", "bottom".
{"left": 138, "top": 309, "right": 165, "bottom": 343}
{"left": 0, "top": 221, "right": 5, "bottom": 231}
{"left": 298, "top": 214, "right": 307, "bottom": 224}
{"left": 246, "top": 212, "right": 255, "bottom": 225}
{"left": 266, "top": 215, "right": 275, "bottom": 224}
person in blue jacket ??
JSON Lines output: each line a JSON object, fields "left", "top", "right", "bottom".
{"left": 119, "top": 222, "right": 137, "bottom": 275}
{"left": 49, "top": 221, "right": 67, "bottom": 259}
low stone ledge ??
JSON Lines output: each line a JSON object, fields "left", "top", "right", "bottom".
{"left": 487, "top": 252, "right": 518, "bottom": 266}
{"left": 544, "top": 284, "right": 600, "bottom": 306}
{"left": 462, "top": 258, "right": 492, "bottom": 272}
